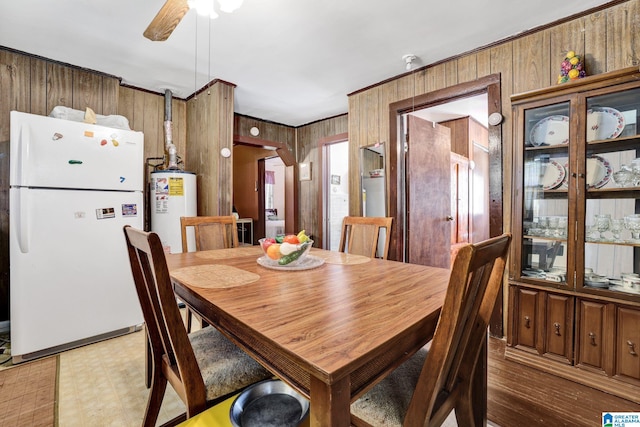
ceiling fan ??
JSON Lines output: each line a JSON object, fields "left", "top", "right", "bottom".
{"left": 144, "top": 0, "right": 244, "bottom": 42}
{"left": 144, "top": 0, "right": 190, "bottom": 42}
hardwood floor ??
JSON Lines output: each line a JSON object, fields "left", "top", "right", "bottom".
{"left": 3, "top": 330, "right": 639, "bottom": 426}
{"left": 487, "top": 337, "right": 640, "bottom": 426}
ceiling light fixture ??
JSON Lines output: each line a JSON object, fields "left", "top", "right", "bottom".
{"left": 402, "top": 54, "right": 417, "bottom": 71}
{"left": 188, "top": 0, "right": 243, "bottom": 19}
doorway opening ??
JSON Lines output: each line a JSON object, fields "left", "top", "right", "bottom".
{"left": 402, "top": 93, "right": 490, "bottom": 265}
{"left": 388, "top": 74, "right": 504, "bottom": 335}
{"left": 233, "top": 134, "right": 298, "bottom": 243}
{"left": 264, "top": 156, "right": 286, "bottom": 238}
{"left": 322, "top": 141, "right": 349, "bottom": 250}
{"left": 316, "top": 133, "right": 349, "bottom": 250}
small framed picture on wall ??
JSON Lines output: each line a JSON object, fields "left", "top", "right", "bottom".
{"left": 299, "top": 162, "right": 311, "bottom": 181}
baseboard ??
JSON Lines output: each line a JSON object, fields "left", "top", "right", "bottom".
{"left": 12, "top": 324, "right": 140, "bottom": 364}
{"left": 504, "top": 346, "right": 640, "bottom": 403}
{"left": 0, "top": 320, "right": 9, "bottom": 334}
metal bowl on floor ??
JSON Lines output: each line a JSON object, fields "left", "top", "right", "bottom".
{"left": 230, "top": 379, "right": 309, "bottom": 427}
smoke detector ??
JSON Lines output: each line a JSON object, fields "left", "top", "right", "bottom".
{"left": 402, "top": 54, "right": 417, "bottom": 71}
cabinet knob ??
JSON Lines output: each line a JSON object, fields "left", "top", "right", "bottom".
{"left": 524, "top": 316, "right": 530, "bottom": 328}
{"left": 628, "top": 340, "right": 638, "bottom": 356}
{"left": 446, "top": 216, "right": 454, "bottom": 221}
{"left": 589, "top": 332, "right": 597, "bottom": 346}
{"left": 554, "top": 322, "right": 561, "bottom": 336}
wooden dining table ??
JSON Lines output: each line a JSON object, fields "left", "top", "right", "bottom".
{"left": 166, "top": 246, "right": 452, "bottom": 426}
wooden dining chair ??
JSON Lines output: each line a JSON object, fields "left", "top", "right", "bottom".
{"left": 123, "top": 225, "right": 271, "bottom": 427}
{"left": 180, "top": 215, "right": 239, "bottom": 332}
{"left": 339, "top": 216, "right": 393, "bottom": 259}
{"left": 180, "top": 215, "right": 239, "bottom": 253}
{"left": 350, "top": 233, "right": 511, "bottom": 427}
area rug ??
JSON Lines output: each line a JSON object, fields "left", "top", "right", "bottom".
{"left": 0, "top": 355, "right": 58, "bottom": 426}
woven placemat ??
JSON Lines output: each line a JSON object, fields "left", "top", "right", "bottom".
{"left": 0, "top": 355, "right": 58, "bottom": 426}
{"left": 195, "top": 247, "right": 262, "bottom": 260}
{"left": 171, "top": 264, "right": 260, "bottom": 288}
{"left": 312, "top": 251, "right": 372, "bottom": 265}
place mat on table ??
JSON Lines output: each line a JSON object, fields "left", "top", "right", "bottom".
{"left": 195, "top": 246, "right": 262, "bottom": 260}
{"left": 312, "top": 251, "right": 372, "bottom": 265}
{"left": 172, "top": 264, "right": 260, "bottom": 288}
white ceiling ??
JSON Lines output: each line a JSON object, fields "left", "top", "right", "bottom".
{"left": 0, "top": 0, "right": 613, "bottom": 127}
{"left": 410, "top": 93, "right": 489, "bottom": 128}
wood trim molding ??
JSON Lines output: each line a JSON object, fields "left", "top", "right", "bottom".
{"left": 316, "top": 132, "right": 349, "bottom": 248}
{"left": 505, "top": 346, "right": 640, "bottom": 403}
{"left": 388, "top": 74, "right": 502, "bottom": 261}
{"left": 233, "top": 134, "right": 296, "bottom": 166}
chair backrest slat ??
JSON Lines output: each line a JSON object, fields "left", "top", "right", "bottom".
{"left": 338, "top": 216, "right": 393, "bottom": 259}
{"left": 404, "top": 233, "right": 511, "bottom": 426}
{"left": 124, "top": 225, "right": 207, "bottom": 410}
{"left": 180, "top": 216, "right": 239, "bottom": 252}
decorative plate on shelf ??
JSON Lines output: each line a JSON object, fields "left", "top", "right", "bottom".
{"left": 586, "top": 107, "right": 625, "bottom": 142}
{"left": 561, "top": 161, "right": 569, "bottom": 188}
{"left": 585, "top": 277, "right": 609, "bottom": 288}
{"left": 530, "top": 115, "right": 570, "bottom": 146}
{"left": 587, "top": 155, "right": 612, "bottom": 188}
{"left": 541, "top": 160, "right": 566, "bottom": 190}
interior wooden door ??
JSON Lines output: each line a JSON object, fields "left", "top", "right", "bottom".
{"left": 451, "top": 152, "right": 470, "bottom": 245}
{"left": 405, "top": 115, "right": 451, "bottom": 268}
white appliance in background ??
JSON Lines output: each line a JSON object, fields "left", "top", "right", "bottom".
{"left": 9, "top": 111, "right": 144, "bottom": 363}
{"left": 150, "top": 170, "right": 197, "bottom": 253}
{"left": 362, "top": 176, "right": 387, "bottom": 257}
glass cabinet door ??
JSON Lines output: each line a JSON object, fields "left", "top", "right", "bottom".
{"left": 581, "top": 87, "right": 640, "bottom": 298}
{"left": 520, "top": 102, "right": 571, "bottom": 286}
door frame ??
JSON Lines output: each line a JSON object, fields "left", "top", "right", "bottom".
{"left": 316, "top": 132, "right": 349, "bottom": 249}
{"left": 233, "top": 134, "right": 298, "bottom": 238}
{"left": 388, "top": 73, "right": 504, "bottom": 334}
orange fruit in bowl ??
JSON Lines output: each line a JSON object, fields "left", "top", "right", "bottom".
{"left": 266, "top": 244, "right": 282, "bottom": 260}
{"left": 283, "top": 234, "right": 299, "bottom": 244}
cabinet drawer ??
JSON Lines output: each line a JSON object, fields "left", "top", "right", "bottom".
{"left": 575, "top": 299, "right": 614, "bottom": 375}
{"left": 511, "top": 287, "right": 541, "bottom": 353}
{"left": 616, "top": 307, "right": 640, "bottom": 384}
{"left": 544, "top": 293, "right": 573, "bottom": 363}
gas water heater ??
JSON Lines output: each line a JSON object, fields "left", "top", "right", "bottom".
{"left": 150, "top": 169, "right": 197, "bottom": 253}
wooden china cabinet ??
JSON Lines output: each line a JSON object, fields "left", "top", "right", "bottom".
{"left": 507, "top": 66, "right": 640, "bottom": 401}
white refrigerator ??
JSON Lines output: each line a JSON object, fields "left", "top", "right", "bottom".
{"left": 9, "top": 111, "right": 144, "bottom": 363}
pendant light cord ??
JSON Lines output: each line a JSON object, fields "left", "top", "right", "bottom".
{"left": 194, "top": 13, "right": 198, "bottom": 99}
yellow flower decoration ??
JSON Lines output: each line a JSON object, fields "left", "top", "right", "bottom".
{"left": 558, "top": 50, "right": 586, "bottom": 84}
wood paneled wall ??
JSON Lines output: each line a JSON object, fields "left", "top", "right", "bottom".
{"left": 234, "top": 114, "right": 296, "bottom": 151}
{"left": 117, "top": 87, "right": 187, "bottom": 171}
{"left": 186, "top": 82, "right": 235, "bottom": 216}
{"left": 296, "top": 115, "right": 348, "bottom": 239}
{"left": 347, "top": 0, "right": 640, "bottom": 229}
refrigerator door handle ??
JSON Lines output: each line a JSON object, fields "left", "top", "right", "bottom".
{"left": 16, "top": 188, "right": 30, "bottom": 253}
{"left": 16, "top": 124, "right": 31, "bottom": 187}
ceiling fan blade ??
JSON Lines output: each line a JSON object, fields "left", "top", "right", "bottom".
{"left": 143, "top": 0, "right": 190, "bottom": 42}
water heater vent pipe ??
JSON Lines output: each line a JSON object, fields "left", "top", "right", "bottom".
{"left": 164, "top": 89, "right": 178, "bottom": 169}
